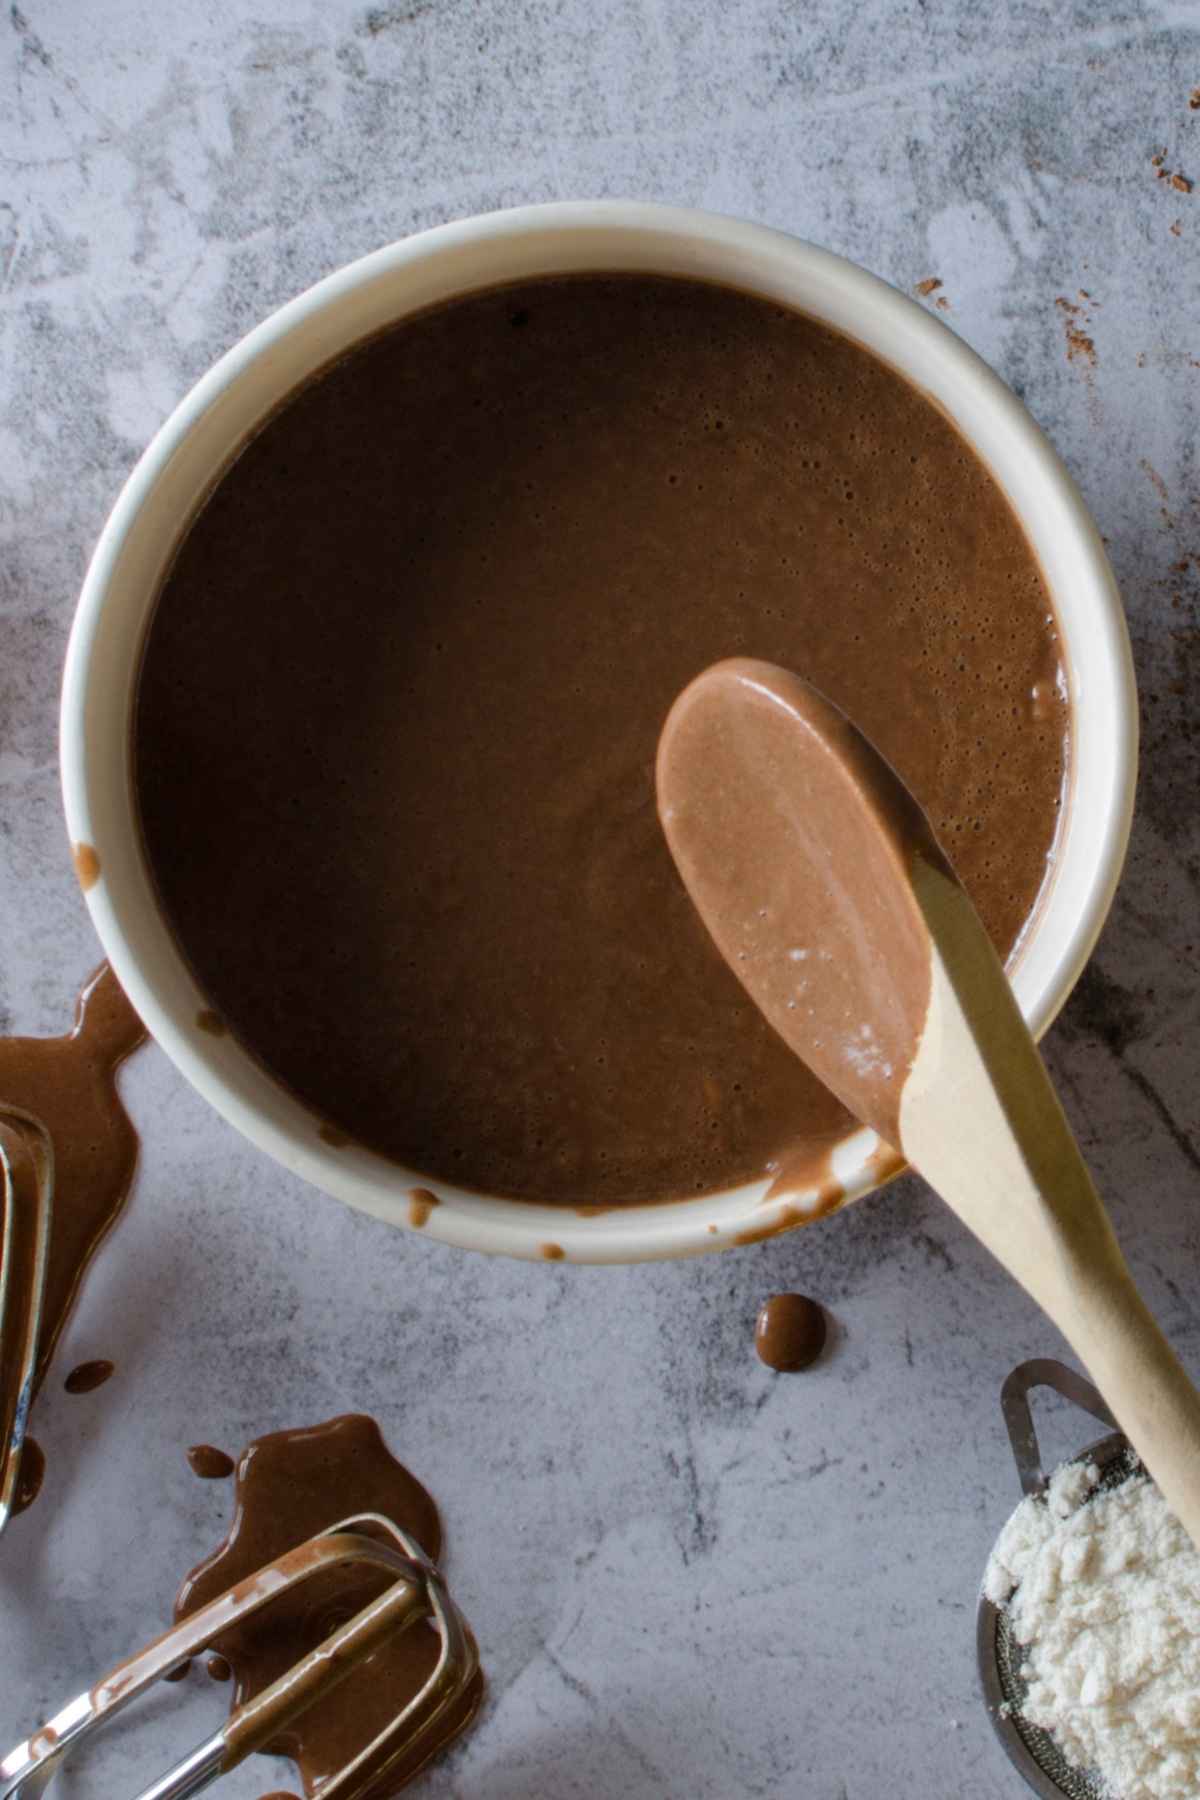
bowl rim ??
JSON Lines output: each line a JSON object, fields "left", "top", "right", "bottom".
{"left": 59, "top": 199, "right": 1137, "bottom": 1264}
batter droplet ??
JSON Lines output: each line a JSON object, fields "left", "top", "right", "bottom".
{"left": 187, "top": 1444, "right": 235, "bottom": 1480}
{"left": 63, "top": 1358, "right": 115, "bottom": 1394}
{"left": 408, "top": 1189, "right": 439, "bottom": 1228}
{"left": 71, "top": 842, "right": 101, "bottom": 891}
{"left": 755, "top": 1293, "right": 828, "bottom": 1371}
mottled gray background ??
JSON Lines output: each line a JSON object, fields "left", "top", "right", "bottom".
{"left": 4, "top": 1, "right": 1200, "bottom": 1794}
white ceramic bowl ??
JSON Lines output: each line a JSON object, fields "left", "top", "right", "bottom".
{"left": 60, "top": 201, "right": 1136, "bottom": 1264}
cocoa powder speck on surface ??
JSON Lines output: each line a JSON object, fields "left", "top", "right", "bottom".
{"left": 1055, "top": 294, "right": 1098, "bottom": 368}
{"left": 1151, "top": 149, "right": 1194, "bottom": 192}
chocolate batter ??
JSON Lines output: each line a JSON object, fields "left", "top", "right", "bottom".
{"left": 134, "top": 274, "right": 1069, "bottom": 1207}
{"left": 175, "top": 1414, "right": 481, "bottom": 1798}
{"left": 755, "top": 1293, "right": 827, "bottom": 1371}
{"left": 0, "top": 965, "right": 145, "bottom": 1506}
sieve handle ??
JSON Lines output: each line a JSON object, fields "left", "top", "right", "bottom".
{"left": 1000, "top": 1358, "right": 1119, "bottom": 1497}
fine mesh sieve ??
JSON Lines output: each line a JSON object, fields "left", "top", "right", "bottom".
{"left": 977, "top": 1358, "right": 1146, "bottom": 1800}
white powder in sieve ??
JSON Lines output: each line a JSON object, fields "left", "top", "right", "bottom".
{"left": 985, "top": 1458, "right": 1200, "bottom": 1799}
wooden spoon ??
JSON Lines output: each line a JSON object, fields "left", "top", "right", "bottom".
{"left": 658, "top": 657, "right": 1200, "bottom": 1545}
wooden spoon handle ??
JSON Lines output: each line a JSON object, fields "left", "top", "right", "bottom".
{"left": 901, "top": 857, "right": 1200, "bottom": 1543}
{"left": 1055, "top": 1269, "right": 1200, "bottom": 1530}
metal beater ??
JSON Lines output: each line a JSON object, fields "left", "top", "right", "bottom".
{"left": 0, "top": 1513, "right": 478, "bottom": 1800}
{"left": 0, "top": 1105, "right": 53, "bottom": 1542}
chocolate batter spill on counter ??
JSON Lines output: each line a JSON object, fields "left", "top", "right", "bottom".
{"left": 175, "top": 1414, "right": 482, "bottom": 1798}
{"left": 755, "top": 1294, "right": 828, "bottom": 1371}
{"left": 134, "top": 274, "right": 1069, "bottom": 1208}
{"left": 0, "top": 964, "right": 145, "bottom": 1507}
